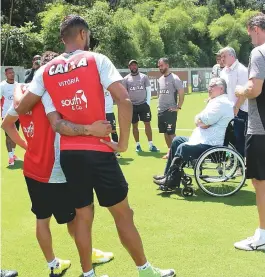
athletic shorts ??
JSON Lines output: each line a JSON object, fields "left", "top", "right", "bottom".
{"left": 246, "top": 134, "right": 265, "bottom": 180}
{"left": 5, "top": 119, "right": 20, "bottom": 136}
{"left": 158, "top": 110, "right": 177, "bottom": 135}
{"left": 60, "top": 151, "right": 128, "bottom": 208}
{"left": 132, "top": 103, "right": 151, "bottom": 124}
{"left": 106, "top": 112, "right": 117, "bottom": 131}
{"left": 25, "top": 177, "right": 76, "bottom": 224}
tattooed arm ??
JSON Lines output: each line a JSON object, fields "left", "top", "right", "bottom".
{"left": 47, "top": 111, "right": 112, "bottom": 137}
{"left": 42, "top": 91, "right": 112, "bottom": 137}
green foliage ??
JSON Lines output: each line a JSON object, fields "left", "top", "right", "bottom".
{"left": 1, "top": 0, "right": 261, "bottom": 67}
{"left": 1, "top": 22, "right": 43, "bottom": 67}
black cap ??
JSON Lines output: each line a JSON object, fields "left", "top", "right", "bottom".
{"left": 128, "top": 59, "right": 138, "bottom": 66}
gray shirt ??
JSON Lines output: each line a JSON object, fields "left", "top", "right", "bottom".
{"left": 211, "top": 64, "right": 224, "bottom": 78}
{"left": 157, "top": 73, "right": 183, "bottom": 113}
{"left": 248, "top": 44, "right": 265, "bottom": 135}
{"left": 123, "top": 73, "right": 150, "bottom": 105}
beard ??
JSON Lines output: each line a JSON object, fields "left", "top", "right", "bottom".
{"left": 130, "top": 69, "right": 138, "bottom": 74}
{"left": 84, "top": 36, "right": 90, "bottom": 51}
{"left": 160, "top": 68, "right": 167, "bottom": 74}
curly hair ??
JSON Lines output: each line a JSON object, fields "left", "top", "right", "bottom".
{"left": 40, "top": 51, "right": 59, "bottom": 66}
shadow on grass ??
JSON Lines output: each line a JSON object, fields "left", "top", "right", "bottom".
{"left": 137, "top": 151, "right": 167, "bottom": 159}
{"left": 156, "top": 187, "right": 256, "bottom": 207}
{"left": 118, "top": 157, "right": 134, "bottom": 166}
{"left": 78, "top": 259, "right": 115, "bottom": 276}
{"left": 6, "top": 160, "right": 23, "bottom": 170}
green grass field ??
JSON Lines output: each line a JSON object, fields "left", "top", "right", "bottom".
{"left": 1, "top": 93, "right": 264, "bottom": 277}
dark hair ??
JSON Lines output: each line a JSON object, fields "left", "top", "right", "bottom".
{"left": 60, "top": 15, "right": 89, "bottom": 41}
{"left": 158, "top": 57, "right": 169, "bottom": 65}
{"left": 247, "top": 13, "right": 265, "bottom": 30}
{"left": 5, "top": 67, "right": 13, "bottom": 73}
{"left": 40, "top": 51, "right": 59, "bottom": 66}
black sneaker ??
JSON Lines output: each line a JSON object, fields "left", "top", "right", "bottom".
{"left": 0, "top": 270, "right": 18, "bottom": 277}
{"left": 153, "top": 174, "right": 165, "bottom": 180}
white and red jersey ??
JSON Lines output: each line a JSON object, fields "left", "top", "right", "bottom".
{"left": 0, "top": 80, "right": 17, "bottom": 118}
{"left": 8, "top": 84, "right": 66, "bottom": 183}
{"left": 28, "top": 50, "right": 123, "bottom": 152}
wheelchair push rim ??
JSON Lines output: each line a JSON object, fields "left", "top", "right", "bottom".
{"left": 194, "top": 147, "right": 246, "bottom": 197}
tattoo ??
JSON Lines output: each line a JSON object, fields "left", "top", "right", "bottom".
{"left": 55, "top": 120, "right": 87, "bottom": 136}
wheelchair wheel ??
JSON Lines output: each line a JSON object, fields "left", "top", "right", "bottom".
{"left": 194, "top": 147, "right": 246, "bottom": 197}
{"left": 181, "top": 187, "right": 194, "bottom": 197}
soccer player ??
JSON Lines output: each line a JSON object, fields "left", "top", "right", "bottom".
{"left": 234, "top": 13, "right": 265, "bottom": 252}
{"left": 2, "top": 51, "right": 114, "bottom": 277}
{"left": 157, "top": 58, "right": 185, "bottom": 159}
{"left": 0, "top": 67, "right": 19, "bottom": 165}
{"left": 14, "top": 15, "right": 176, "bottom": 277}
{"left": 123, "top": 60, "right": 159, "bottom": 152}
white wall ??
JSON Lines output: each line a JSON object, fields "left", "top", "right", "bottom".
{"left": 1, "top": 66, "right": 26, "bottom": 83}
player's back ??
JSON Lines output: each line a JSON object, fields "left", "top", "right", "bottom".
{"left": 16, "top": 84, "right": 57, "bottom": 183}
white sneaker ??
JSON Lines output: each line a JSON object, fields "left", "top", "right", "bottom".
{"left": 234, "top": 229, "right": 265, "bottom": 251}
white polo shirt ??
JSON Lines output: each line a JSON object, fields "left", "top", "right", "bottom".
{"left": 188, "top": 94, "right": 234, "bottom": 146}
{"left": 220, "top": 60, "right": 248, "bottom": 112}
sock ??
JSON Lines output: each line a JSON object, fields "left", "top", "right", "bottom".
{"left": 83, "top": 269, "right": 95, "bottom": 277}
{"left": 137, "top": 261, "right": 151, "bottom": 271}
{"left": 8, "top": 152, "right": 13, "bottom": 159}
{"left": 48, "top": 258, "right": 59, "bottom": 269}
{"left": 258, "top": 228, "right": 265, "bottom": 238}
{"left": 148, "top": 141, "right": 153, "bottom": 148}
{"left": 12, "top": 148, "right": 15, "bottom": 156}
{"left": 136, "top": 142, "right": 140, "bottom": 147}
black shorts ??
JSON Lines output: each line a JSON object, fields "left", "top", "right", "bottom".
{"left": 60, "top": 151, "right": 128, "bottom": 208}
{"left": 25, "top": 177, "right": 76, "bottom": 224}
{"left": 5, "top": 119, "right": 20, "bottom": 136}
{"left": 132, "top": 103, "right": 151, "bottom": 124}
{"left": 106, "top": 113, "right": 116, "bottom": 131}
{"left": 246, "top": 134, "right": 265, "bottom": 180}
{"left": 158, "top": 110, "right": 177, "bottom": 135}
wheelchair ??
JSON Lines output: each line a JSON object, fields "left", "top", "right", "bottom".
{"left": 158, "top": 119, "right": 246, "bottom": 197}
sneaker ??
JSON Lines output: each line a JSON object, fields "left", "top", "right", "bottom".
{"left": 49, "top": 259, "right": 71, "bottom": 277}
{"left": 150, "top": 145, "right": 159, "bottom": 152}
{"left": 92, "top": 248, "right": 114, "bottom": 264}
{"left": 0, "top": 269, "right": 18, "bottom": 277}
{"left": 153, "top": 178, "right": 167, "bottom": 186}
{"left": 8, "top": 158, "right": 14, "bottom": 166}
{"left": 234, "top": 229, "right": 265, "bottom": 251}
{"left": 13, "top": 155, "right": 20, "bottom": 161}
{"left": 136, "top": 145, "right": 142, "bottom": 153}
{"left": 153, "top": 175, "right": 165, "bottom": 180}
{"left": 139, "top": 266, "right": 176, "bottom": 277}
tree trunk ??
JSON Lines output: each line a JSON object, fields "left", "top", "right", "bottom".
{"left": 2, "top": 0, "right": 14, "bottom": 65}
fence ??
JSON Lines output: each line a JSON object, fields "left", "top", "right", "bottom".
{"left": 1, "top": 66, "right": 212, "bottom": 94}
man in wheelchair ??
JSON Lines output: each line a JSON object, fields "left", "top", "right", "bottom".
{"left": 153, "top": 77, "right": 234, "bottom": 190}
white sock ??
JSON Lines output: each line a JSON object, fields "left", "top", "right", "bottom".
{"left": 137, "top": 261, "right": 151, "bottom": 271}
{"left": 48, "top": 258, "right": 59, "bottom": 269}
{"left": 12, "top": 148, "right": 15, "bottom": 156}
{"left": 148, "top": 141, "right": 153, "bottom": 147}
{"left": 258, "top": 228, "right": 265, "bottom": 238}
{"left": 136, "top": 142, "right": 140, "bottom": 147}
{"left": 8, "top": 152, "right": 13, "bottom": 159}
{"left": 83, "top": 269, "right": 95, "bottom": 277}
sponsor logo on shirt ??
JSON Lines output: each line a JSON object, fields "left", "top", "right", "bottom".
{"left": 129, "top": 85, "right": 144, "bottom": 91}
{"left": 23, "top": 121, "right": 34, "bottom": 138}
{"left": 48, "top": 58, "right": 88, "bottom": 76}
{"left": 160, "top": 89, "right": 170, "bottom": 94}
{"left": 61, "top": 90, "right": 88, "bottom": 111}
